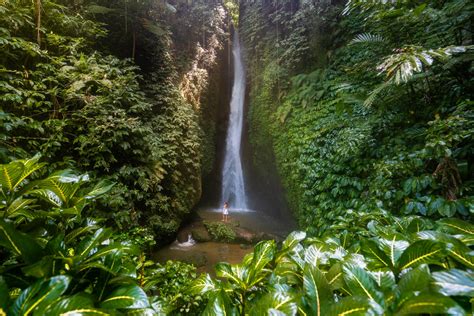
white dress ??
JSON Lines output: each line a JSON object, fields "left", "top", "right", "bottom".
{"left": 223, "top": 206, "right": 229, "bottom": 215}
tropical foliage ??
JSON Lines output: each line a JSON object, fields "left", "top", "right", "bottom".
{"left": 241, "top": 0, "right": 473, "bottom": 236}
{"left": 0, "top": 0, "right": 228, "bottom": 241}
{"left": 1, "top": 0, "right": 473, "bottom": 315}
{"left": 193, "top": 217, "right": 474, "bottom": 315}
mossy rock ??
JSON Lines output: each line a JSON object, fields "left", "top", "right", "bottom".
{"left": 233, "top": 227, "right": 256, "bottom": 244}
{"left": 203, "top": 221, "right": 236, "bottom": 243}
{"left": 191, "top": 226, "right": 212, "bottom": 242}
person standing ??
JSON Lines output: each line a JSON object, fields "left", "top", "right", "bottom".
{"left": 222, "top": 201, "right": 229, "bottom": 222}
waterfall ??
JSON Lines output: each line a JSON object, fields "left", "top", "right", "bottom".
{"left": 221, "top": 31, "right": 247, "bottom": 210}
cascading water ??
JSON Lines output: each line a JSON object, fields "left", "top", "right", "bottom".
{"left": 221, "top": 31, "right": 247, "bottom": 210}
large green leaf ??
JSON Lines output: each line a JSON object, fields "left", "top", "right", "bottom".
{"left": 245, "top": 240, "right": 275, "bottom": 286}
{"left": 100, "top": 285, "right": 149, "bottom": 309}
{"left": 5, "top": 198, "right": 36, "bottom": 218}
{"left": 10, "top": 276, "right": 70, "bottom": 316}
{"left": 64, "top": 223, "right": 100, "bottom": 244}
{"left": 304, "top": 244, "right": 328, "bottom": 267}
{"left": 438, "top": 218, "right": 474, "bottom": 236}
{"left": 302, "top": 265, "right": 332, "bottom": 316}
{"left": 282, "top": 231, "right": 306, "bottom": 251}
{"left": 84, "top": 243, "right": 140, "bottom": 263}
{"left": 249, "top": 285, "right": 297, "bottom": 316}
{"left": 395, "top": 264, "right": 432, "bottom": 305}
{"left": 202, "top": 290, "right": 238, "bottom": 316}
{"left": 84, "top": 179, "right": 115, "bottom": 199}
{"left": 188, "top": 273, "right": 218, "bottom": 295}
{"left": 416, "top": 230, "right": 474, "bottom": 268}
{"left": 215, "top": 262, "right": 247, "bottom": 288}
{"left": 378, "top": 234, "right": 409, "bottom": 268}
{"left": 76, "top": 228, "right": 112, "bottom": 259}
{"left": 326, "top": 296, "right": 376, "bottom": 316}
{"left": 396, "top": 293, "right": 466, "bottom": 315}
{"left": 361, "top": 239, "right": 392, "bottom": 270}
{"left": 0, "top": 219, "right": 43, "bottom": 264}
{"left": 326, "top": 263, "right": 345, "bottom": 291}
{"left": 29, "top": 170, "right": 87, "bottom": 207}
{"left": 0, "top": 154, "right": 45, "bottom": 193}
{"left": 42, "top": 293, "right": 94, "bottom": 315}
{"left": 397, "top": 240, "right": 446, "bottom": 271}
{"left": 432, "top": 269, "right": 474, "bottom": 297}
{"left": 343, "top": 264, "right": 384, "bottom": 306}
{"left": 276, "top": 231, "right": 306, "bottom": 263}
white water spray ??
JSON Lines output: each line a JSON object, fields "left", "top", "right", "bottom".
{"left": 221, "top": 31, "right": 247, "bottom": 210}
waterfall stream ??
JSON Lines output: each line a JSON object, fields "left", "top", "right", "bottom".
{"left": 221, "top": 31, "right": 247, "bottom": 210}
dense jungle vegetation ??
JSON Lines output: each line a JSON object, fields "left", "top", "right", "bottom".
{"left": 0, "top": 0, "right": 473, "bottom": 315}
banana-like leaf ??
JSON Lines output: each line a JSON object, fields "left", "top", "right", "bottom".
{"left": 416, "top": 230, "right": 474, "bottom": 268}
{"left": 188, "top": 273, "right": 218, "bottom": 295}
{"left": 100, "top": 285, "right": 149, "bottom": 309}
{"left": 28, "top": 189, "right": 63, "bottom": 207}
{"left": 276, "top": 231, "right": 306, "bottom": 263}
{"left": 202, "top": 290, "right": 238, "bottom": 316}
{"left": 84, "top": 179, "right": 115, "bottom": 199}
{"left": 29, "top": 170, "right": 88, "bottom": 207}
{"left": 245, "top": 240, "right": 276, "bottom": 286}
{"left": 76, "top": 228, "right": 112, "bottom": 259}
{"left": 10, "top": 275, "right": 70, "bottom": 316}
{"left": 42, "top": 293, "right": 94, "bottom": 315}
{"left": 0, "top": 220, "right": 43, "bottom": 264}
{"left": 215, "top": 262, "right": 247, "bottom": 288}
{"left": 65, "top": 224, "right": 99, "bottom": 244}
{"left": 304, "top": 244, "right": 328, "bottom": 267}
{"left": 249, "top": 285, "right": 298, "bottom": 316}
{"left": 361, "top": 239, "right": 392, "bottom": 270}
{"left": 5, "top": 198, "right": 35, "bottom": 217}
{"left": 0, "top": 154, "right": 45, "bottom": 193}
{"left": 326, "top": 296, "right": 375, "bottom": 316}
{"left": 342, "top": 264, "right": 384, "bottom": 305}
{"left": 370, "top": 270, "right": 395, "bottom": 292}
{"left": 326, "top": 263, "right": 345, "bottom": 291}
{"left": 432, "top": 269, "right": 474, "bottom": 297}
{"left": 396, "top": 293, "right": 466, "bottom": 315}
{"left": 395, "top": 264, "right": 431, "bottom": 305}
{"left": 302, "top": 265, "right": 332, "bottom": 316}
{"left": 84, "top": 243, "right": 140, "bottom": 263}
{"left": 378, "top": 234, "right": 409, "bottom": 268}
{"left": 397, "top": 240, "right": 446, "bottom": 271}
{"left": 273, "top": 261, "right": 301, "bottom": 285}
{"left": 282, "top": 231, "right": 306, "bottom": 251}
{"left": 438, "top": 218, "right": 474, "bottom": 236}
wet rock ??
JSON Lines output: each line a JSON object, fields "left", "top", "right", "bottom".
{"left": 253, "top": 232, "right": 280, "bottom": 243}
{"left": 191, "top": 226, "right": 211, "bottom": 242}
{"left": 233, "top": 227, "right": 256, "bottom": 244}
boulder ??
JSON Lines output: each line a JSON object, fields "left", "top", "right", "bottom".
{"left": 191, "top": 225, "right": 212, "bottom": 242}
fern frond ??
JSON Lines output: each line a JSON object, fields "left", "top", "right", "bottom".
{"left": 364, "top": 82, "right": 393, "bottom": 108}
{"left": 350, "top": 33, "right": 384, "bottom": 45}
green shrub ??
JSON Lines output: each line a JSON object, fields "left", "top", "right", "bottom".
{"left": 203, "top": 221, "right": 236, "bottom": 242}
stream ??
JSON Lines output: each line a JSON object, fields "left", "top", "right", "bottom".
{"left": 153, "top": 208, "right": 296, "bottom": 274}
